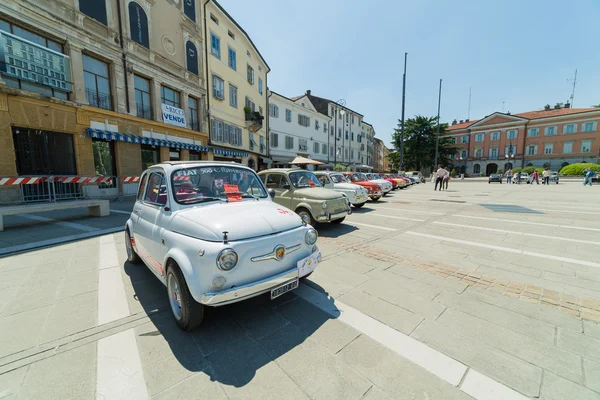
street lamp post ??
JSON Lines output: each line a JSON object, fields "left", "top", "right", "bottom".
{"left": 332, "top": 99, "right": 346, "bottom": 169}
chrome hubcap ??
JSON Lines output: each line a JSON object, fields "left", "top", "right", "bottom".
{"left": 167, "top": 273, "right": 183, "bottom": 320}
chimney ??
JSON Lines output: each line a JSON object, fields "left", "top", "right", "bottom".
{"left": 554, "top": 103, "right": 560, "bottom": 110}
{"left": 507, "top": 111, "right": 511, "bottom": 115}
{"left": 306, "top": 90, "right": 311, "bottom": 96}
{"left": 459, "top": 120, "right": 464, "bottom": 124}
{"left": 452, "top": 119, "right": 457, "bottom": 125}
{"left": 564, "top": 102, "right": 571, "bottom": 109}
{"left": 465, "top": 119, "right": 470, "bottom": 122}
{"left": 544, "top": 104, "right": 551, "bottom": 111}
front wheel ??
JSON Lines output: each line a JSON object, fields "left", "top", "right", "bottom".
{"left": 353, "top": 202, "right": 366, "bottom": 208}
{"left": 125, "top": 229, "right": 141, "bottom": 264}
{"left": 331, "top": 217, "right": 345, "bottom": 224}
{"left": 297, "top": 208, "right": 315, "bottom": 226}
{"left": 166, "top": 262, "right": 204, "bottom": 331}
{"left": 371, "top": 196, "right": 380, "bottom": 202}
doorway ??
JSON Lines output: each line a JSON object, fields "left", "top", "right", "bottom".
{"left": 486, "top": 163, "right": 498, "bottom": 176}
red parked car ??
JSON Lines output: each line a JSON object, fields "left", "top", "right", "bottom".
{"left": 342, "top": 172, "right": 383, "bottom": 201}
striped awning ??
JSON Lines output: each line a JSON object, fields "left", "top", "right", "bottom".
{"left": 213, "top": 148, "right": 248, "bottom": 157}
{"left": 85, "top": 128, "right": 211, "bottom": 152}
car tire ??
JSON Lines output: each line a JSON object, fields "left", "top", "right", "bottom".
{"left": 300, "top": 272, "right": 313, "bottom": 281}
{"left": 166, "top": 261, "right": 204, "bottom": 331}
{"left": 331, "top": 217, "right": 345, "bottom": 224}
{"left": 353, "top": 202, "right": 366, "bottom": 208}
{"left": 371, "top": 196, "right": 380, "bottom": 202}
{"left": 297, "top": 208, "right": 315, "bottom": 226}
{"left": 125, "top": 229, "right": 141, "bottom": 264}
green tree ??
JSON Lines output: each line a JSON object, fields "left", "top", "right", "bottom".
{"left": 391, "top": 116, "right": 458, "bottom": 171}
{"left": 592, "top": 104, "right": 600, "bottom": 108}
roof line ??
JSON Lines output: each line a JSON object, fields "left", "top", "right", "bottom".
{"left": 301, "top": 93, "right": 365, "bottom": 117}
{"left": 210, "top": 0, "right": 270, "bottom": 72}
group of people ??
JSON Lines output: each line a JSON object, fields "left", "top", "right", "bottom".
{"left": 504, "top": 168, "right": 552, "bottom": 185}
{"left": 433, "top": 165, "right": 450, "bottom": 191}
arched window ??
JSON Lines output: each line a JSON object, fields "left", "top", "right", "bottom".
{"left": 473, "top": 164, "right": 481, "bottom": 174}
{"left": 80, "top": 0, "right": 107, "bottom": 25}
{"left": 184, "top": 0, "right": 196, "bottom": 22}
{"left": 186, "top": 41, "right": 199, "bottom": 75}
{"left": 129, "top": 2, "right": 149, "bottom": 49}
{"left": 504, "top": 163, "right": 513, "bottom": 170}
{"left": 526, "top": 163, "right": 534, "bottom": 167}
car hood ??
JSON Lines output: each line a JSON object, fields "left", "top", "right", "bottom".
{"left": 333, "top": 182, "right": 365, "bottom": 191}
{"left": 293, "top": 187, "right": 344, "bottom": 200}
{"left": 353, "top": 181, "right": 380, "bottom": 189}
{"left": 370, "top": 179, "right": 391, "bottom": 186}
{"left": 170, "top": 201, "right": 303, "bottom": 241}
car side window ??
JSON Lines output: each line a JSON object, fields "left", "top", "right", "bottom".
{"left": 137, "top": 173, "right": 148, "bottom": 202}
{"left": 265, "top": 174, "right": 281, "bottom": 189}
{"left": 317, "top": 175, "right": 330, "bottom": 185}
{"left": 144, "top": 172, "right": 168, "bottom": 206}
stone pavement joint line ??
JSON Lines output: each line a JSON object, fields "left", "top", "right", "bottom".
{"left": 319, "top": 236, "right": 600, "bottom": 323}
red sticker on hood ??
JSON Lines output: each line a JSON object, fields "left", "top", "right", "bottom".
{"left": 223, "top": 184, "right": 242, "bottom": 202}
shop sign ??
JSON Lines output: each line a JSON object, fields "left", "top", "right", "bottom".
{"left": 162, "top": 104, "right": 187, "bottom": 128}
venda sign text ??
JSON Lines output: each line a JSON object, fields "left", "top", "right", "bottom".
{"left": 162, "top": 104, "right": 187, "bottom": 128}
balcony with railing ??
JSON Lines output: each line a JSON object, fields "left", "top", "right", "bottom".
{"left": 244, "top": 108, "right": 264, "bottom": 132}
{"left": 136, "top": 104, "right": 152, "bottom": 120}
{"left": 86, "top": 89, "right": 112, "bottom": 110}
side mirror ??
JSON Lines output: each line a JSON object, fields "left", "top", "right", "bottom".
{"left": 268, "top": 188, "right": 276, "bottom": 198}
{"left": 282, "top": 183, "right": 290, "bottom": 190}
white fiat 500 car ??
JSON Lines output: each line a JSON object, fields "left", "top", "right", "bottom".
{"left": 125, "top": 162, "right": 320, "bottom": 331}
{"left": 364, "top": 173, "right": 393, "bottom": 195}
{"left": 313, "top": 171, "right": 369, "bottom": 208}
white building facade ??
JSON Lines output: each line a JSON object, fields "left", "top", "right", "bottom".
{"left": 268, "top": 91, "right": 331, "bottom": 167}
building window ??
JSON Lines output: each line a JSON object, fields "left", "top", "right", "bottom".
{"left": 323, "top": 123, "right": 327, "bottom": 133}
{"left": 461, "top": 136, "right": 469, "bottom": 144}
{"left": 350, "top": 149, "right": 354, "bottom": 159}
{"left": 228, "top": 47, "right": 236, "bottom": 70}
{"left": 527, "top": 145, "right": 537, "bottom": 155}
{"left": 345, "top": 131, "right": 348, "bottom": 140}
{"left": 544, "top": 126, "right": 556, "bottom": 136}
{"left": 269, "top": 104, "right": 279, "bottom": 118}
{"left": 210, "top": 13, "right": 218, "bottom": 24}
{"left": 285, "top": 109, "right": 292, "bottom": 122}
{"left": 249, "top": 132, "right": 255, "bottom": 150}
{"left": 330, "top": 146, "right": 334, "bottom": 157}
{"left": 460, "top": 150, "right": 467, "bottom": 159}
{"left": 260, "top": 135, "right": 265, "bottom": 152}
{"left": 345, "top": 148, "right": 348, "bottom": 159}
{"left": 247, "top": 64, "right": 254, "bottom": 84}
{"left": 161, "top": 85, "right": 180, "bottom": 107}
{"left": 489, "top": 147, "right": 498, "bottom": 158}
{"left": 79, "top": 0, "right": 107, "bottom": 25}
{"left": 564, "top": 124, "right": 576, "bottom": 134}
{"left": 285, "top": 136, "right": 294, "bottom": 149}
{"left": 128, "top": 2, "right": 149, "bottom": 49}
{"left": 473, "top": 164, "right": 480, "bottom": 174}
{"left": 229, "top": 84, "right": 237, "bottom": 108}
{"left": 563, "top": 142, "right": 573, "bottom": 154}
{"left": 351, "top": 132, "right": 354, "bottom": 141}
{"left": 322, "top": 144, "right": 327, "bottom": 154}
{"left": 185, "top": 41, "right": 199, "bottom": 75}
{"left": 83, "top": 54, "right": 112, "bottom": 110}
{"left": 582, "top": 122, "right": 596, "bottom": 132}
{"left": 338, "top": 128, "right": 342, "bottom": 138}
{"left": 528, "top": 128, "right": 539, "bottom": 137}
{"left": 134, "top": 75, "right": 151, "bottom": 119}
{"left": 298, "top": 114, "right": 310, "bottom": 127}
{"left": 449, "top": 137, "right": 457, "bottom": 144}
{"left": 315, "top": 120, "right": 319, "bottom": 131}
{"left": 245, "top": 96, "right": 255, "bottom": 112}
{"left": 581, "top": 140, "right": 592, "bottom": 153}
{"left": 475, "top": 133, "right": 484, "bottom": 142}
{"left": 490, "top": 132, "right": 500, "bottom": 141}
{"left": 506, "top": 130, "right": 517, "bottom": 139}
{"left": 212, "top": 75, "right": 224, "bottom": 100}
{"left": 271, "top": 132, "right": 279, "bottom": 147}
{"left": 141, "top": 144, "right": 159, "bottom": 170}
{"left": 330, "top": 126, "right": 334, "bottom": 136}
{"left": 228, "top": 30, "right": 235, "bottom": 39}
{"left": 298, "top": 139, "right": 307, "bottom": 151}
{"left": 258, "top": 78, "right": 263, "bottom": 95}
{"left": 188, "top": 96, "right": 199, "bottom": 131}
{"left": 544, "top": 143, "right": 553, "bottom": 154}
{"left": 210, "top": 32, "right": 220, "bottom": 58}
{"left": 313, "top": 142, "right": 319, "bottom": 153}
{"left": 474, "top": 148, "right": 483, "bottom": 157}
{"left": 183, "top": 0, "right": 196, "bottom": 22}
{"left": 211, "top": 119, "right": 242, "bottom": 145}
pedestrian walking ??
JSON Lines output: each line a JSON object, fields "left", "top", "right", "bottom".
{"left": 443, "top": 167, "right": 450, "bottom": 190}
{"left": 531, "top": 170, "right": 539, "bottom": 185}
{"left": 505, "top": 169, "right": 512, "bottom": 184}
{"left": 542, "top": 168, "right": 550, "bottom": 185}
{"left": 584, "top": 169, "right": 595, "bottom": 186}
{"left": 516, "top": 171, "right": 522, "bottom": 184}
{"left": 434, "top": 164, "right": 445, "bottom": 191}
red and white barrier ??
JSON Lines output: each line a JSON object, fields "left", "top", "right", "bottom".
{"left": 122, "top": 176, "right": 140, "bottom": 183}
{"left": 173, "top": 175, "right": 191, "bottom": 181}
{"left": 0, "top": 177, "right": 41, "bottom": 185}
{"left": 56, "top": 176, "right": 113, "bottom": 184}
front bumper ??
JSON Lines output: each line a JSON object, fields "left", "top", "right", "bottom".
{"left": 200, "top": 267, "right": 298, "bottom": 306}
{"left": 349, "top": 193, "right": 368, "bottom": 205}
{"left": 317, "top": 209, "right": 348, "bottom": 222}
{"left": 369, "top": 191, "right": 382, "bottom": 198}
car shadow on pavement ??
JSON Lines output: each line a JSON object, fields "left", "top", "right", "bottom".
{"left": 317, "top": 223, "right": 358, "bottom": 238}
{"left": 124, "top": 260, "right": 339, "bottom": 389}
{"left": 350, "top": 207, "right": 374, "bottom": 214}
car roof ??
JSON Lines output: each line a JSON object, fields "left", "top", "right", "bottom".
{"left": 258, "top": 168, "right": 306, "bottom": 174}
{"left": 147, "top": 161, "right": 255, "bottom": 173}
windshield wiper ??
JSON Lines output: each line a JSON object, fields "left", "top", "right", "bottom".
{"left": 179, "top": 196, "right": 228, "bottom": 204}
{"left": 223, "top": 191, "right": 263, "bottom": 200}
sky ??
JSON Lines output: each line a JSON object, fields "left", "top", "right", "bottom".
{"left": 218, "top": 0, "right": 600, "bottom": 148}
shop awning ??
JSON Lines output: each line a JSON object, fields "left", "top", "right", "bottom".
{"left": 85, "top": 128, "right": 211, "bottom": 152}
{"left": 213, "top": 148, "right": 248, "bottom": 157}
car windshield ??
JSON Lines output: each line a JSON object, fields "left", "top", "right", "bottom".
{"left": 171, "top": 166, "right": 267, "bottom": 205}
{"left": 330, "top": 174, "right": 346, "bottom": 183}
{"left": 348, "top": 173, "right": 366, "bottom": 182}
{"left": 365, "top": 174, "right": 376, "bottom": 180}
{"left": 289, "top": 171, "right": 323, "bottom": 188}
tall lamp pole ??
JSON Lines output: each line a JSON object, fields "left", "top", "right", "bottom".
{"left": 434, "top": 78, "right": 443, "bottom": 168}
{"left": 399, "top": 52, "right": 407, "bottom": 172}
{"left": 332, "top": 99, "right": 346, "bottom": 168}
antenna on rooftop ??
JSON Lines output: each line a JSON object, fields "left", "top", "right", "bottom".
{"left": 567, "top": 69, "right": 577, "bottom": 107}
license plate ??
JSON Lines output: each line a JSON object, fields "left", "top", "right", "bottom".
{"left": 271, "top": 279, "right": 298, "bottom": 299}
{"left": 297, "top": 251, "right": 319, "bottom": 277}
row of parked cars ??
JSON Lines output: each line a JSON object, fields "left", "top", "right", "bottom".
{"left": 488, "top": 171, "right": 559, "bottom": 184}
{"left": 124, "top": 161, "right": 420, "bottom": 330}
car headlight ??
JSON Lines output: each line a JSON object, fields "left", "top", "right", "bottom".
{"left": 305, "top": 228, "right": 318, "bottom": 245}
{"left": 322, "top": 201, "right": 328, "bottom": 209}
{"left": 351, "top": 190, "right": 357, "bottom": 196}
{"left": 217, "top": 249, "right": 238, "bottom": 271}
